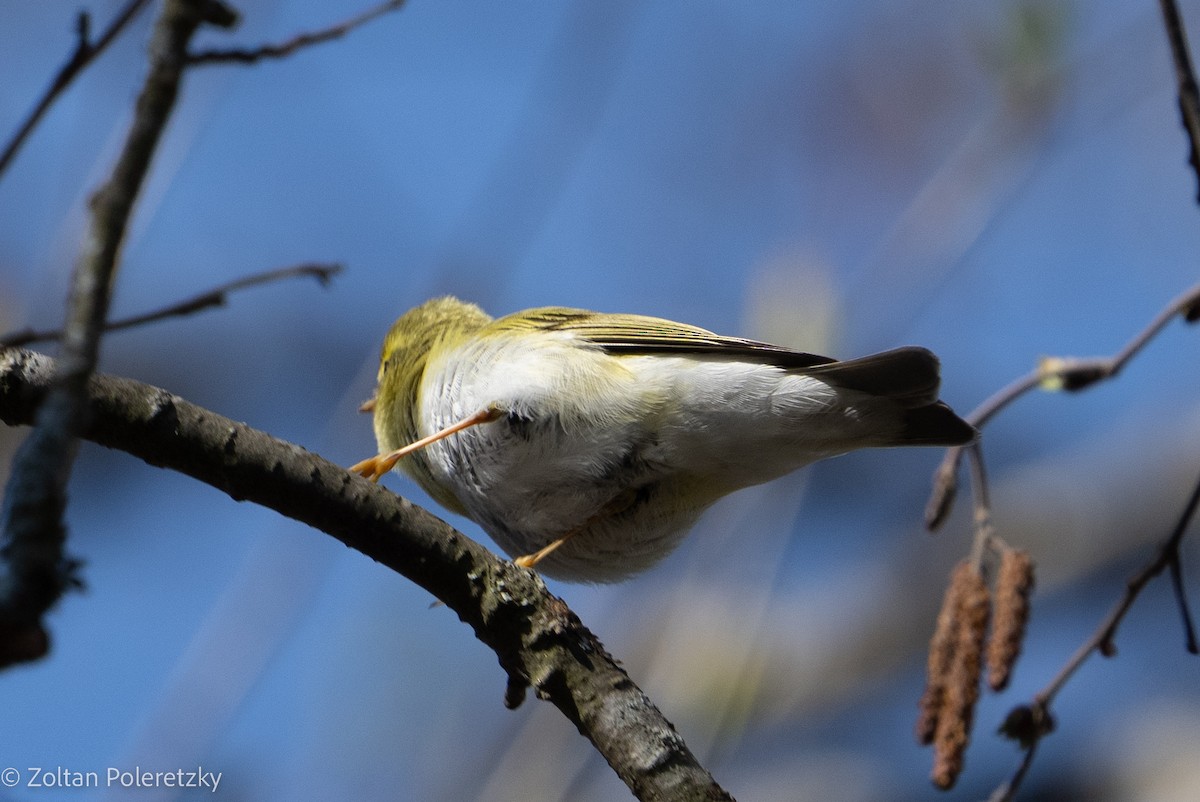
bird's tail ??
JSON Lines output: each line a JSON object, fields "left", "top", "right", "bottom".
{"left": 805, "top": 347, "right": 976, "bottom": 447}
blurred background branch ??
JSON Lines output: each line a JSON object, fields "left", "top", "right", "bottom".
{"left": 0, "top": 0, "right": 153, "bottom": 181}
{"left": 1160, "top": 0, "right": 1200, "bottom": 201}
{"left": 0, "top": 262, "right": 343, "bottom": 349}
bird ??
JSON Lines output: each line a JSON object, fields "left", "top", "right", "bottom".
{"left": 352, "top": 296, "right": 974, "bottom": 583}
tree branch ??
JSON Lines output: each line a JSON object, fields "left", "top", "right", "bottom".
{"left": 0, "top": 0, "right": 154, "bottom": 181}
{"left": 925, "top": 280, "right": 1200, "bottom": 531}
{"left": 0, "top": 262, "right": 344, "bottom": 349}
{"left": 988, "top": 467, "right": 1200, "bottom": 802}
{"left": 0, "top": 348, "right": 734, "bottom": 802}
{"left": 0, "top": 0, "right": 238, "bottom": 661}
{"left": 187, "top": 0, "right": 406, "bottom": 65}
{"left": 1042, "top": 470, "right": 1200, "bottom": 690}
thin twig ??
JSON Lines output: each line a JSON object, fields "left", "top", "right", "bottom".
{"left": 986, "top": 739, "right": 1038, "bottom": 802}
{"left": 187, "top": 0, "right": 406, "bottom": 65}
{"left": 939, "top": 280, "right": 1200, "bottom": 799}
{"left": 1168, "top": 550, "right": 1198, "bottom": 653}
{"left": 0, "top": 263, "right": 344, "bottom": 349}
{"left": 923, "top": 133, "right": 1200, "bottom": 801}
{"left": 925, "top": 281, "right": 1200, "bottom": 531}
{"left": 1041, "top": 470, "right": 1200, "bottom": 701}
{"left": 0, "top": 0, "right": 153, "bottom": 180}
{"left": 965, "top": 442, "right": 995, "bottom": 570}
{"left": 991, "top": 467, "right": 1200, "bottom": 798}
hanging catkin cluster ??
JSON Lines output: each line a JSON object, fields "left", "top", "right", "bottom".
{"left": 916, "top": 550, "right": 1035, "bottom": 790}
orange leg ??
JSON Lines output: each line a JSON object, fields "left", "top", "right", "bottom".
{"left": 513, "top": 537, "right": 570, "bottom": 569}
{"left": 350, "top": 406, "right": 503, "bottom": 482}
{"left": 513, "top": 488, "right": 640, "bottom": 570}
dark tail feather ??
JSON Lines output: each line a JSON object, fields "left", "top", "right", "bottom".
{"left": 898, "top": 401, "right": 976, "bottom": 446}
{"left": 807, "top": 346, "right": 975, "bottom": 446}
{"left": 806, "top": 346, "right": 941, "bottom": 406}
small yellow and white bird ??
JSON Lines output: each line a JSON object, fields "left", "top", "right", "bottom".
{"left": 352, "top": 296, "right": 974, "bottom": 583}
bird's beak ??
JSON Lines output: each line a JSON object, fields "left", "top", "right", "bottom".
{"left": 359, "top": 397, "right": 376, "bottom": 413}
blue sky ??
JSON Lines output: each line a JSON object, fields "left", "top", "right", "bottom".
{"left": 2, "top": 1, "right": 1199, "bottom": 800}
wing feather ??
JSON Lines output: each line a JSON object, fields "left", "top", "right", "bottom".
{"left": 485, "top": 305, "right": 974, "bottom": 445}
{"left": 488, "top": 307, "right": 835, "bottom": 369}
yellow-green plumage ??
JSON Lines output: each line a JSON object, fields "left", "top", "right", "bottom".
{"left": 374, "top": 298, "right": 491, "bottom": 516}
{"left": 370, "top": 296, "right": 974, "bottom": 582}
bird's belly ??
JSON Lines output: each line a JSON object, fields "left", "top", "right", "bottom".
{"left": 422, "top": 411, "right": 707, "bottom": 581}
{"left": 411, "top": 349, "right": 856, "bottom": 581}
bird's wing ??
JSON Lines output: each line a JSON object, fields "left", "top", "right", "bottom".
{"left": 487, "top": 306, "right": 970, "bottom": 441}
{"left": 488, "top": 306, "right": 836, "bottom": 369}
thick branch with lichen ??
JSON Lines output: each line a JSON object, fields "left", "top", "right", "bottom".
{"left": 0, "top": 347, "right": 733, "bottom": 802}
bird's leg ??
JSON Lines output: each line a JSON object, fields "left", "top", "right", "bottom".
{"left": 350, "top": 405, "right": 503, "bottom": 482}
{"left": 514, "top": 487, "right": 641, "bottom": 570}
{"left": 512, "top": 539, "right": 567, "bottom": 569}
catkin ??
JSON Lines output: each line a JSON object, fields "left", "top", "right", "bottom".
{"left": 916, "top": 561, "right": 968, "bottom": 745}
{"left": 987, "top": 549, "right": 1035, "bottom": 691}
{"left": 930, "top": 561, "right": 990, "bottom": 791}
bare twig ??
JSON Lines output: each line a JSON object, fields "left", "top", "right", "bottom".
{"left": 187, "top": 0, "right": 406, "bottom": 65}
{"left": 1047, "top": 471, "right": 1200, "bottom": 693}
{"left": 1160, "top": 0, "right": 1200, "bottom": 201}
{"left": 0, "top": 263, "right": 344, "bottom": 349}
{"left": 926, "top": 281, "right": 1200, "bottom": 531}
{"left": 986, "top": 736, "right": 1040, "bottom": 802}
{"left": 0, "top": 0, "right": 238, "bottom": 659}
{"left": 0, "top": 348, "right": 735, "bottom": 802}
{"left": 0, "top": 0, "right": 154, "bottom": 181}
{"left": 990, "top": 468, "right": 1200, "bottom": 799}
{"left": 965, "top": 442, "right": 995, "bottom": 569}
{"left": 1168, "top": 545, "right": 1198, "bottom": 653}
